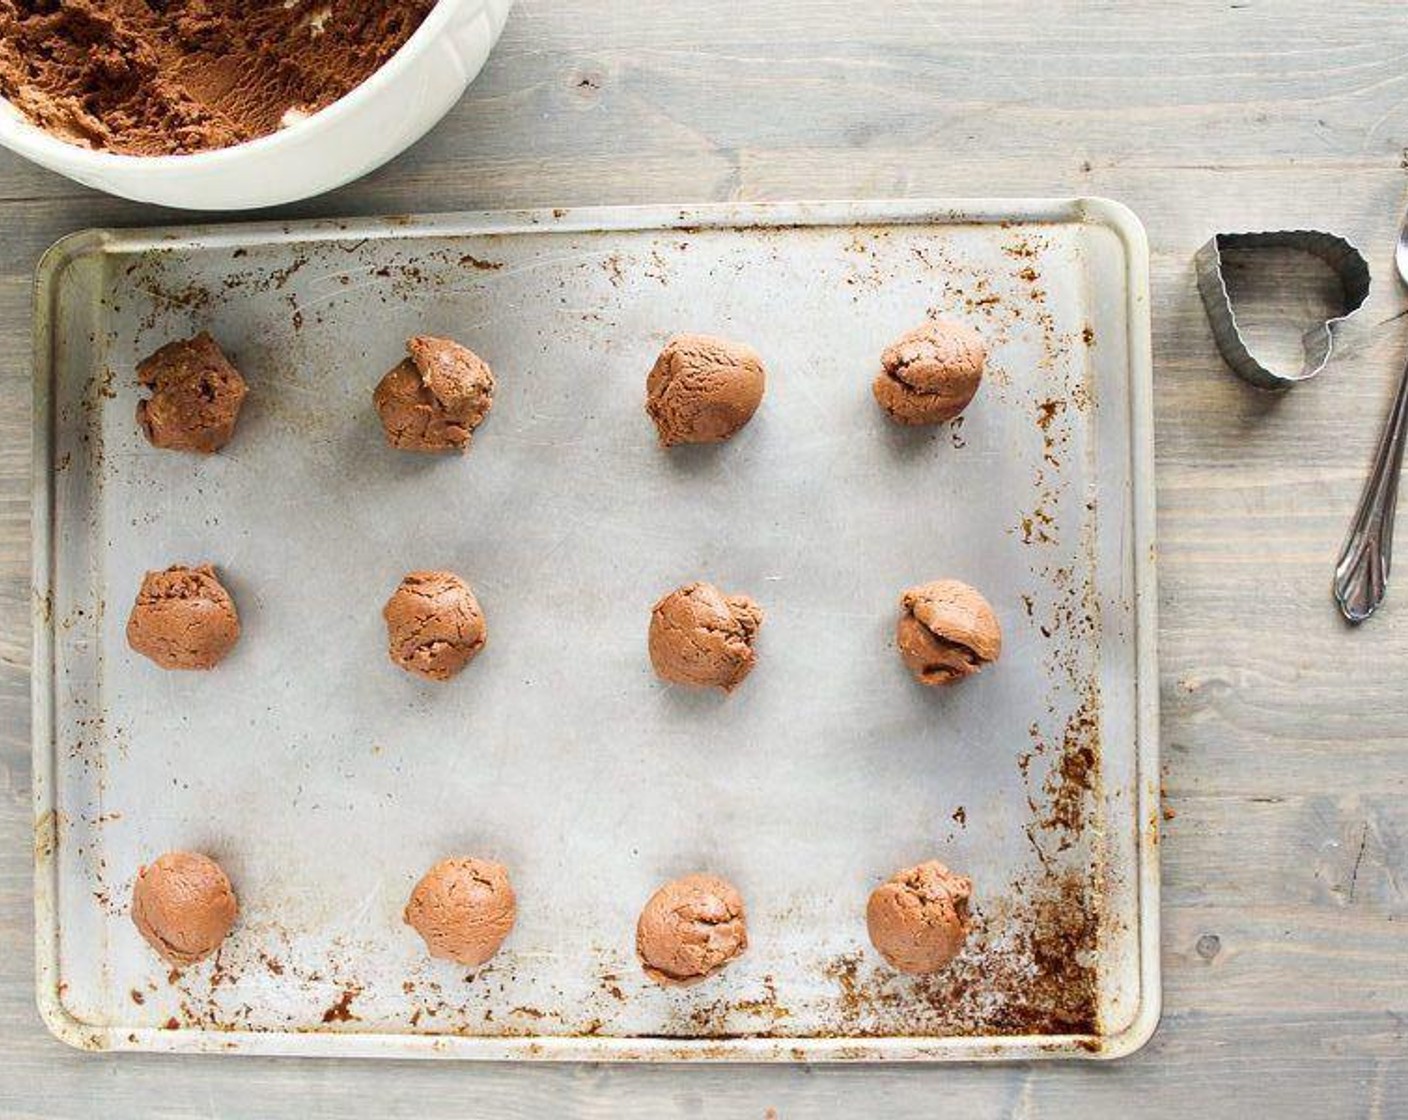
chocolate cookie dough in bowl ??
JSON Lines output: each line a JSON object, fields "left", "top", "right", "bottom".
{"left": 0, "top": 0, "right": 513, "bottom": 208}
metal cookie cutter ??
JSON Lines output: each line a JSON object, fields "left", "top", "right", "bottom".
{"left": 1196, "top": 230, "right": 1371, "bottom": 390}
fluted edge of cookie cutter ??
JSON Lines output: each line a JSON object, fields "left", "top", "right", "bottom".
{"left": 1195, "top": 229, "right": 1372, "bottom": 391}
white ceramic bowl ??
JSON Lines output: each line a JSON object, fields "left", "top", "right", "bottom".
{"left": 0, "top": 0, "right": 512, "bottom": 210}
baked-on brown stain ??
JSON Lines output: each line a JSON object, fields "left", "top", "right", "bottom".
{"left": 636, "top": 874, "right": 748, "bottom": 986}
{"left": 126, "top": 564, "right": 240, "bottom": 670}
{"left": 1030, "top": 691, "right": 1102, "bottom": 846}
{"left": 135, "top": 332, "right": 247, "bottom": 454}
{"left": 818, "top": 867, "right": 1099, "bottom": 1038}
{"left": 648, "top": 582, "right": 763, "bottom": 692}
{"left": 645, "top": 334, "right": 766, "bottom": 446}
{"left": 896, "top": 579, "right": 1001, "bottom": 686}
{"left": 130, "top": 851, "right": 238, "bottom": 966}
{"left": 373, "top": 335, "right": 495, "bottom": 452}
{"left": 873, "top": 318, "right": 986, "bottom": 425}
{"left": 321, "top": 986, "right": 361, "bottom": 1024}
{"left": 0, "top": 0, "right": 436, "bottom": 155}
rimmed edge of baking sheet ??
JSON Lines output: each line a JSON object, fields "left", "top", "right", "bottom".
{"left": 32, "top": 198, "right": 1159, "bottom": 1061}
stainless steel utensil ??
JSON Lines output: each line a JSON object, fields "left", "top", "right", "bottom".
{"left": 1333, "top": 218, "right": 1408, "bottom": 623}
{"left": 1195, "top": 230, "right": 1370, "bottom": 392}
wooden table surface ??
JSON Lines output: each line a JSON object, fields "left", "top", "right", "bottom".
{"left": 2, "top": 2, "right": 1406, "bottom": 1116}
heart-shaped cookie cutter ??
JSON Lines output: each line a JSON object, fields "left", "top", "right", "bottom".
{"left": 1196, "top": 229, "right": 1371, "bottom": 391}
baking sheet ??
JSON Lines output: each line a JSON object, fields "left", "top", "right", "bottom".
{"left": 32, "top": 199, "right": 1159, "bottom": 1061}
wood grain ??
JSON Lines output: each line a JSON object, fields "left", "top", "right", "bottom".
{"left": 2, "top": 1, "right": 1407, "bottom": 1115}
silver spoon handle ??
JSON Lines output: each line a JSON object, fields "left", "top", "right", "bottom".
{"left": 1335, "top": 357, "right": 1408, "bottom": 622}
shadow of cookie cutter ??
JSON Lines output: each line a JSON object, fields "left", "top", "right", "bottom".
{"left": 1195, "top": 230, "right": 1371, "bottom": 391}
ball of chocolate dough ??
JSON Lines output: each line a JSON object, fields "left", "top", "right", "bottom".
{"left": 867, "top": 860, "right": 973, "bottom": 974}
{"left": 136, "top": 332, "right": 248, "bottom": 453}
{"left": 873, "top": 318, "right": 986, "bottom": 425}
{"left": 126, "top": 564, "right": 241, "bottom": 670}
{"left": 383, "top": 570, "right": 486, "bottom": 681}
{"left": 131, "top": 851, "right": 239, "bottom": 966}
{"left": 373, "top": 335, "right": 495, "bottom": 452}
{"left": 636, "top": 873, "right": 748, "bottom": 986}
{"left": 896, "top": 579, "right": 1001, "bottom": 686}
{"left": 648, "top": 582, "right": 763, "bottom": 692}
{"left": 645, "top": 333, "right": 766, "bottom": 446}
{"left": 403, "top": 857, "right": 517, "bottom": 967}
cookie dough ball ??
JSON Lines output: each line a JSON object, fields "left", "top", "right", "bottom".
{"left": 648, "top": 582, "right": 763, "bottom": 691}
{"left": 404, "top": 857, "right": 517, "bottom": 967}
{"left": 645, "top": 333, "right": 766, "bottom": 446}
{"left": 373, "top": 335, "right": 495, "bottom": 452}
{"left": 873, "top": 319, "right": 986, "bottom": 425}
{"left": 897, "top": 579, "right": 1001, "bottom": 686}
{"left": 867, "top": 860, "right": 973, "bottom": 974}
{"left": 636, "top": 873, "right": 748, "bottom": 986}
{"left": 136, "top": 332, "right": 248, "bottom": 453}
{"left": 126, "top": 564, "right": 241, "bottom": 670}
{"left": 383, "top": 570, "right": 486, "bottom": 681}
{"left": 131, "top": 851, "right": 239, "bottom": 966}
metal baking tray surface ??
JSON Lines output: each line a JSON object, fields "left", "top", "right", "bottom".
{"left": 33, "top": 199, "right": 1158, "bottom": 1060}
